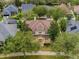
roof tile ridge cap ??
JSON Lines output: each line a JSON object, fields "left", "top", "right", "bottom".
{"left": 40, "top": 20, "right": 50, "bottom": 27}
{"left": 39, "top": 20, "right": 48, "bottom": 31}
{"left": 30, "top": 20, "right": 38, "bottom": 30}
{"left": 33, "top": 20, "right": 46, "bottom": 31}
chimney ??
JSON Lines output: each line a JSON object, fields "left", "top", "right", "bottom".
{"left": 50, "top": 16, "right": 53, "bottom": 20}
{"left": 34, "top": 16, "right": 36, "bottom": 21}
{"left": 3, "top": 16, "right": 9, "bottom": 24}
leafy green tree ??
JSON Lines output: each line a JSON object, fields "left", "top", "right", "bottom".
{"left": 47, "top": 7, "right": 66, "bottom": 21}
{"left": 26, "top": 10, "right": 37, "bottom": 20}
{"left": 76, "top": 15, "right": 79, "bottom": 20}
{"left": 38, "top": 0, "right": 46, "bottom": 5}
{"left": 0, "top": 2, "right": 4, "bottom": 12}
{"left": 0, "top": 16, "right": 3, "bottom": 21}
{"left": 58, "top": 0, "right": 79, "bottom": 5}
{"left": 52, "top": 33, "right": 79, "bottom": 59}
{"left": 17, "top": 20, "right": 31, "bottom": 32}
{"left": 30, "top": 0, "right": 39, "bottom": 5}
{"left": 29, "top": 0, "right": 60, "bottom": 5}
{"left": 2, "top": 0, "right": 15, "bottom": 5}
{"left": 11, "top": 10, "right": 30, "bottom": 32}
{"left": 67, "top": 0, "right": 79, "bottom": 5}
{"left": 48, "top": 21, "right": 60, "bottom": 41}
{"left": 15, "top": 0, "right": 22, "bottom": 7}
{"left": 57, "top": 17, "right": 68, "bottom": 32}
{"left": 25, "top": 0, "right": 31, "bottom": 3}
{"left": 2, "top": 31, "right": 40, "bottom": 56}
{"left": 30, "top": 0, "right": 46, "bottom": 5}
{"left": 33, "top": 6, "right": 47, "bottom": 17}
{"left": 10, "top": 9, "right": 23, "bottom": 20}
{"left": 46, "top": 0, "right": 59, "bottom": 5}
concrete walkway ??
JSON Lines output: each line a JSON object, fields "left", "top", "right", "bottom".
{"left": 0, "top": 51, "right": 65, "bottom": 58}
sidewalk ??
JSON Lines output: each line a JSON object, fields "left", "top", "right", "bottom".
{"left": 0, "top": 51, "right": 65, "bottom": 58}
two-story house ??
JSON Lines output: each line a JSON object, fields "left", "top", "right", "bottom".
{"left": 0, "top": 17, "right": 17, "bottom": 45}
{"left": 26, "top": 18, "right": 51, "bottom": 46}
{"left": 3, "top": 5, "right": 18, "bottom": 16}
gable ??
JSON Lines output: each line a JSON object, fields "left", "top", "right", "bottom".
{"left": 3, "top": 5, "right": 18, "bottom": 16}
{"left": 26, "top": 20, "right": 51, "bottom": 33}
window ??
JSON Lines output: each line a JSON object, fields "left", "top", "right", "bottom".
{"left": 71, "top": 26, "right": 77, "bottom": 31}
{"left": 11, "top": 12, "right": 17, "bottom": 16}
{"left": 35, "top": 31, "right": 45, "bottom": 35}
{"left": 38, "top": 31, "right": 42, "bottom": 34}
{"left": 38, "top": 39, "right": 43, "bottom": 42}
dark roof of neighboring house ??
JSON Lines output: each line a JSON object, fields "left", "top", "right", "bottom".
{"left": 58, "top": 3, "right": 70, "bottom": 13}
{"left": 21, "top": 3, "right": 35, "bottom": 13}
{"left": 26, "top": 20, "right": 51, "bottom": 33}
{"left": 66, "top": 20, "right": 79, "bottom": 32}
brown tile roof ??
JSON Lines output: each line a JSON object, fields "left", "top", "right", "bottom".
{"left": 59, "top": 4, "right": 70, "bottom": 13}
{"left": 74, "top": 5, "right": 79, "bottom": 14}
{"left": 26, "top": 20, "right": 51, "bottom": 33}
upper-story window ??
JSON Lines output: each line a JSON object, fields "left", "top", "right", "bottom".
{"left": 11, "top": 12, "right": 17, "bottom": 16}
{"left": 35, "top": 31, "right": 45, "bottom": 34}
{"left": 35, "top": 28, "right": 45, "bottom": 34}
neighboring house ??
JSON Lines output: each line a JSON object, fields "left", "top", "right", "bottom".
{"left": 74, "top": 5, "right": 79, "bottom": 15}
{"left": 21, "top": 3, "right": 35, "bottom": 13}
{"left": 66, "top": 17, "right": 79, "bottom": 32}
{"left": 58, "top": 4, "right": 79, "bottom": 15}
{"left": 59, "top": 3, "right": 70, "bottom": 14}
{"left": 26, "top": 18, "right": 51, "bottom": 46}
{"left": 0, "top": 15, "right": 17, "bottom": 43}
{"left": 0, "top": 22, "right": 10, "bottom": 41}
{"left": 3, "top": 5, "right": 18, "bottom": 16}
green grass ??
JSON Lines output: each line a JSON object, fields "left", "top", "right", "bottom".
{"left": 40, "top": 46, "right": 52, "bottom": 51}
{"left": 0, "top": 55, "right": 66, "bottom": 59}
{"left": 0, "top": 17, "right": 2, "bottom": 21}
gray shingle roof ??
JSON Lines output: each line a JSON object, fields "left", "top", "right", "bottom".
{"left": 3, "top": 5, "right": 18, "bottom": 16}
{"left": 66, "top": 20, "right": 79, "bottom": 33}
{"left": 0, "top": 23, "right": 10, "bottom": 41}
{"left": 21, "top": 3, "right": 35, "bottom": 13}
{"left": 0, "top": 21, "right": 17, "bottom": 41}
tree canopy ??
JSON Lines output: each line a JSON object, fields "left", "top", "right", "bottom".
{"left": 57, "top": 17, "right": 68, "bottom": 32}
{"left": 52, "top": 32, "right": 79, "bottom": 59}
{"left": 26, "top": 10, "right": 37, "bottom": 20}
{"left": 25, "top": 0, "right": 79, "bottom": 5}
{"left": 33, "top": 6, "right": 47, "bottom": 17}
{"left": 48, "top": 21, "right": 60, "bottom": 41}
{"left": 47, "top": 7, "right": 66, "bottom": 21}
{"left": 2, "top": 31, "right": 40, "bottom": 55}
